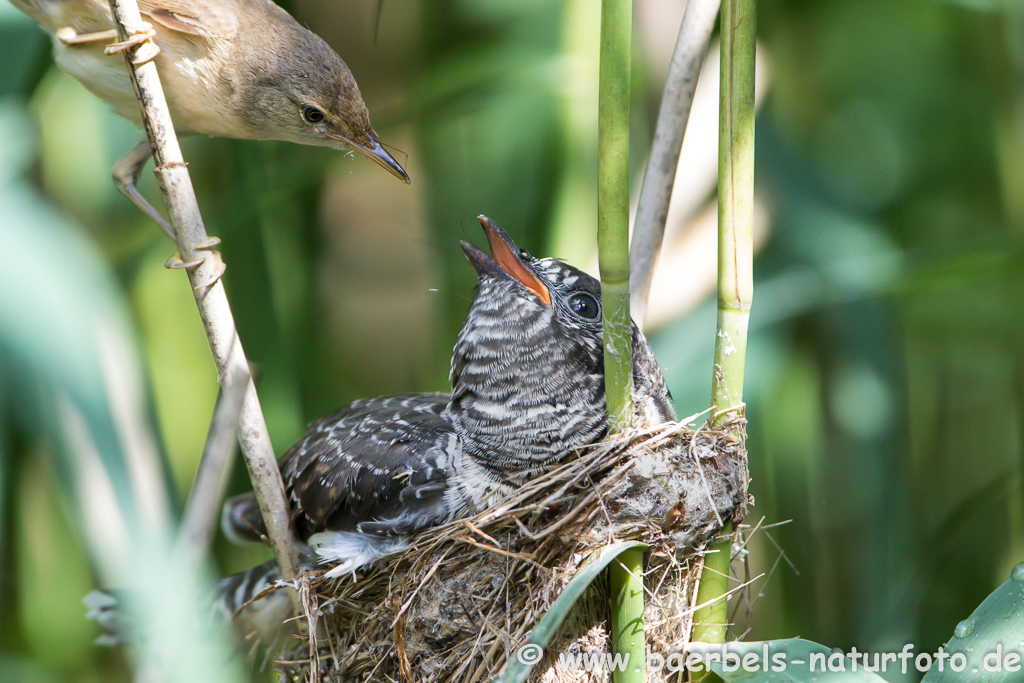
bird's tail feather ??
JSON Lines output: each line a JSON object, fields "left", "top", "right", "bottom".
{"left": 83, "top": 589, "right": 127, "bottom": 647}
{"left": 221, "top": 492, "right": 269, "bottom": 544}
{"left": 84, "top": 560, "right": 298, "bottom": 651}
{"left": 213, "top": 560, "right": 295, "bottom": 646}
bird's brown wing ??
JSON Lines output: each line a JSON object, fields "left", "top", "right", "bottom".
{"left": 137, "top": 0, "right": 238, "bottom": 38}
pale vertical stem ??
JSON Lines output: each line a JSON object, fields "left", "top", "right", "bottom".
{"left": 691, "top": 0, "right": 755, "bottom": 674}
{"left": 105, "top": 0, "right": 303, "bottom": 600}
{"left": 174, "top": 361, "right": 248, "bottom": 574}
{"left": 630, "top": 0, "right": 722, "bottom": 326}
{"left": 598, "top": 0, "right": 634, "bottom": 433}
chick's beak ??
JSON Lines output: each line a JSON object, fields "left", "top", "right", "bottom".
{"left": 475, "top": 215, "right": 552, "bottom": 307}
{"left": 335, "top": 133, "right": 410, "bottom": 184}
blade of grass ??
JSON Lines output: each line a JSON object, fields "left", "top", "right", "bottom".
{"left": 174, "top": 370, "right": 248, "bottom": 575}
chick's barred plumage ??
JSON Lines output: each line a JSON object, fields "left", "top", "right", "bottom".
{"left": 215, "top": 215, "right": 674, "bottom": 631}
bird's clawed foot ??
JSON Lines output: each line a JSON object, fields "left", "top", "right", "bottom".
{"left": 165, "top": 237, "right": 226, "bottom": 290}
{"left": 102, "top": 23, "right": 160, "bottom": 65}
{"left": 55, "top": 27, "right": 119, "bottom": 46}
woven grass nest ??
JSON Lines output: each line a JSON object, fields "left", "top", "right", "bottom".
{"left": 274, "top": 418, "right": 749, "bottom": 683}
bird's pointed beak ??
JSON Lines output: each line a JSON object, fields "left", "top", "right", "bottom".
{"left": 462, "top": 215, "right": 552, "bottom": 307}
{"left": 341, "top": 135, "right": 410, "bottom": 184}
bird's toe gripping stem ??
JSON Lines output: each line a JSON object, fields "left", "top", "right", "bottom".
{"left": 103, "top": 22, "right": 160, "bottom": 65}
{"left": 165, "top": 236, "right": 226, "bottom": 290}
{"left": 55, "top": 27, "right": 119, "bottom": 46}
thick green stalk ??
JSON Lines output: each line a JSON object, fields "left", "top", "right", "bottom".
{"left": 692, "top": 0, "right": 755, "bottom": 679}
{"left": 598, "top": 0, "right": 634, "bottom": 433}
{"left": 689, "top": 524, "right": 733, "bottom": 682}
{"left": 709, "top": 0, "right": 756, "bottom": 433}
{"left": 610, "top": 547, "right": 646, "bottom": 681}
{"left": 598, "top": 0, "right": 642, "bottom": 681}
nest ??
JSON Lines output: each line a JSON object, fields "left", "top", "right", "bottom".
{"left": 274, "top": 418, "right": 749, "bottom": 683}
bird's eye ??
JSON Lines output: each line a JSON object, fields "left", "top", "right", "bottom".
{"left": 302, "top": 106, "right": 325, "bottom": 123}
{"left": 519, "top": 248, "right": 531, "bottom": 259}
{"left": 568, "top": 292, "right": 600, "bottom": 321}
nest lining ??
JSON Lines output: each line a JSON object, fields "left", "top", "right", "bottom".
{"left": 274, "top": 419, "right": 749, "bottom": 683}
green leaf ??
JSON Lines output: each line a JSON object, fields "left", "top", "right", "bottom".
{"left": 495, "top": 540, "right": 646, "bottom": 683}
{"left": 922, "top": 562, "right": 1024, "bottom": 683}
{"left": 689, "top": 639, "right": 890, "bottom": 682}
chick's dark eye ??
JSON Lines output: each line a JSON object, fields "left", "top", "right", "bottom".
{"left": 568, "top": 292, "right": 600, "bottom": 321}
{"left": 302, "top": 106, "right": 325, "bottom": 123}
{"left": 519, "top": 247, "right": 531, "bottom": 259}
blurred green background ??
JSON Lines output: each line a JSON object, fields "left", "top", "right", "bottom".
{"left": 1, "top": 0, "right": 1023, "bottom": 681}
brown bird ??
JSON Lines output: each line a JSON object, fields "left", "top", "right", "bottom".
{"left": 13, "top": 0, "right": 410, "bottom": 237}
